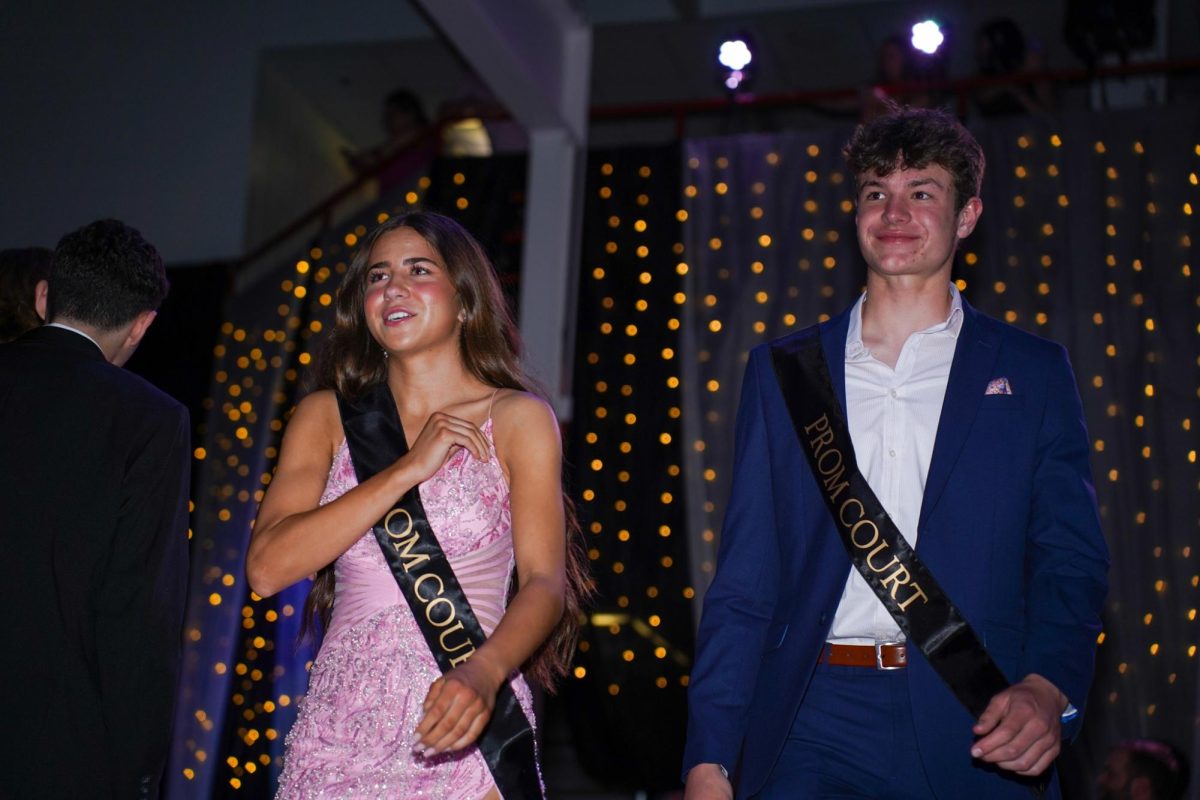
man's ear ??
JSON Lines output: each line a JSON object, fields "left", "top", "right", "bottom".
{"left": 34, "top": 280, "right": 48, "bottom": 321}
{"left": 956, "top": 197, "right": 983, "bottom": 240}
{"left": 125, "top": 309, "right": 157, "bottom": 351}
{"left": 121, "top": 309, "right": 157, "bottom": 352}
{"left": 110, "top": 310, "right": 157, "bottom": 367}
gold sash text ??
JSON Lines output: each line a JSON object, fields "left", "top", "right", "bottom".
{"left": 804, "top": 414, "right": 929, "bottom": 611}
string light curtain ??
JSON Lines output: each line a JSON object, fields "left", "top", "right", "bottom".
{"left": 166, "top": 156, "right": 527, "bottom": 800}
{"left": 680, "top": 127, "right": 865, "bottom": 600}
{"left": 567, "top": 144, "right": 694, "bottom": 788}
{"left": 680, "top": 107, "right": 1200, "bottom": 791}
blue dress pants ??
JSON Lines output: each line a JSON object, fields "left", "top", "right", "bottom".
{"left": 753, "top": 660, "right": 937, "bottom": 799}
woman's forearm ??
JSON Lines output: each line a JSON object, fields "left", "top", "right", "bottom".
{"left": 470, "top": 574, "right": 566, "bottom": 687}
{"left": 246, "top": 460, "right": 420, "bottom": 597}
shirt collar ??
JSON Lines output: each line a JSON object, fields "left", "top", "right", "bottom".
{"left": 845, "top": 283, "right": 964, "bottom": 360}
{"left": 46, "top": 322, "right": 105, "bottom": 356}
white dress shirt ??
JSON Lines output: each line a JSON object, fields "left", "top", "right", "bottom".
{"left": 827, "top": 284, "right": 964, "bottom": 645}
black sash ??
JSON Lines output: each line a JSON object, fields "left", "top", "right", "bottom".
{"left": 769, "top": 330, "right": 1009, "bottom": 719}
{"left": 337, "top": 384, "right": 543, "bottom": 799}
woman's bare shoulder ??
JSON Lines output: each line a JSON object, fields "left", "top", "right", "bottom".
{"left": 491, "top": 389, "right": 556, "bottom": 428}
{"left": 491, "top": 389, "right": 560, "bottom": 461}
{"left": 292, "top": 389, "right": 340, "bottom": 423}
{"left": 287, "top": 389, "right": 344, "bottom": 456}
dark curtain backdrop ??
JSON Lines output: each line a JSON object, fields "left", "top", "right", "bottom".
{"left": 127, "top": 261, "right": 229, "bottom": 429}
{"left": 680, "top": 107, "right": 1200, "bottom": 796}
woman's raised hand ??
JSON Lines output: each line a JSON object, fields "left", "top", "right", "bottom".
{"left": 399, "top": 411, "right": 491, "bottom": 484}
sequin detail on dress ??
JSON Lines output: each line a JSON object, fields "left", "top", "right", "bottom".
{"left": 276, "top": 419, "right": 540, "bottom": 799}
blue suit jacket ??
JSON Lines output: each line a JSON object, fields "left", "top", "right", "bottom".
{"left": 683, "top": 300, "right": 1109, "bottom": 797}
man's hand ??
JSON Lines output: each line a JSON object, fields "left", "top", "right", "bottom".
{"left": 684, "top": 763, "right": 733, "bottom": 800}
{"left": 971, "top": 673, "right": 1066, "bottom": 776}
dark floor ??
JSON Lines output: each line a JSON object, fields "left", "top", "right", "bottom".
{"left": 540, "top": 695, "right": 683, "bottom": 800}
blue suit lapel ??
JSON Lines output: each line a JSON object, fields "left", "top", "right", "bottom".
{"left": 818, "top": 305, "right": 853, "bottom": 416}
{"left": 918, "top": 301, "right": 1001, "bottom": 531}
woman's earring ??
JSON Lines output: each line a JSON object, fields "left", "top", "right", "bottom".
{"left": 382, "top": 350, "right": 389, "bottom": 359}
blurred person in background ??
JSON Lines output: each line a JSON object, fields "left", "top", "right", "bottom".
{"left": 863, "top": 35, "right": 935, "bottom": 121}
{"left": 1097, "top": 739, "right": 1189, "bottom": 800}
{"left": 975, "top": 17, "right": 1054, "bottom": 117}
{"left": 342, "top": 88, "right": 436, "bottom": 196}
{"left": 0, "top": 246, "right": 51, "bottom": 342}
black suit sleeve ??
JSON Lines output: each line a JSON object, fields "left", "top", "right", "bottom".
{"left": 96, "top": 403, "right": 191, "bottom": 799}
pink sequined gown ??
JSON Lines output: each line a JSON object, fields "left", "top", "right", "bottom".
{"left": 277, "top": 419, "right": 539, "bottom": 799}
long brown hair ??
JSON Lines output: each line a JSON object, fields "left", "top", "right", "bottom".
{"left": 301, "top": 211, "right": 591, "bottom": 690}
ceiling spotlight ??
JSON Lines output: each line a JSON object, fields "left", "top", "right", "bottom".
{"left": 718, "top": 37, "right": 754, "bottom": 93}
{"left": 911, "top": 20, "right": 945, "bottom": 55}
{"left": 718, "top": 39, "right": 753, "bottom": 71}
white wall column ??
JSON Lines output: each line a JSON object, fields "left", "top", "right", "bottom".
{"left": 412, "top": 0, "right": 592, "bottom": 419}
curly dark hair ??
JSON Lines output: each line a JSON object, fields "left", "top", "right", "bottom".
{"left": 300, "top": 211, "right": 593, "bottom": 691}
{"left": 843, "top": 105, "right": 985, "bottom": 212}
{"left": 0, "top": 247, "right": 52, "bottom": 342}
{"left": 47, "top": 219, "right": 168, "bottom": 331}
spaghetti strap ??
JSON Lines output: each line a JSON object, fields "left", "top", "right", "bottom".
{"left": 485, "top": 388, "right": 501, "bottom": 424}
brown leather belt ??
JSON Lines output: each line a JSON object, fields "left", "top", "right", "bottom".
{"left": 820, "top": 642, "right": 908, "bottom": 670}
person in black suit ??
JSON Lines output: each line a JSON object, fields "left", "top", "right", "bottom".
{"left": 0, "top": 219, "right": 190, "bottom": 799}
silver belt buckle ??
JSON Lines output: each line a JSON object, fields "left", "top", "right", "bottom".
{"left": 874, "top": 640, "right": 905, "bottom": 671}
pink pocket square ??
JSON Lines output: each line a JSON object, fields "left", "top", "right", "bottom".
{"left": 985, "top": 377, "right": 1013, "bottom": 395}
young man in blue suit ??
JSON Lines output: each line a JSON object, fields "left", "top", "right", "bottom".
{"left": 683, "top": 107, "right": 1108, "bottom": 798}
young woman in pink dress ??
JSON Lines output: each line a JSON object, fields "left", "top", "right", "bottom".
{"left": 246, "top": 211, "right": 587, "bottom": 798}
